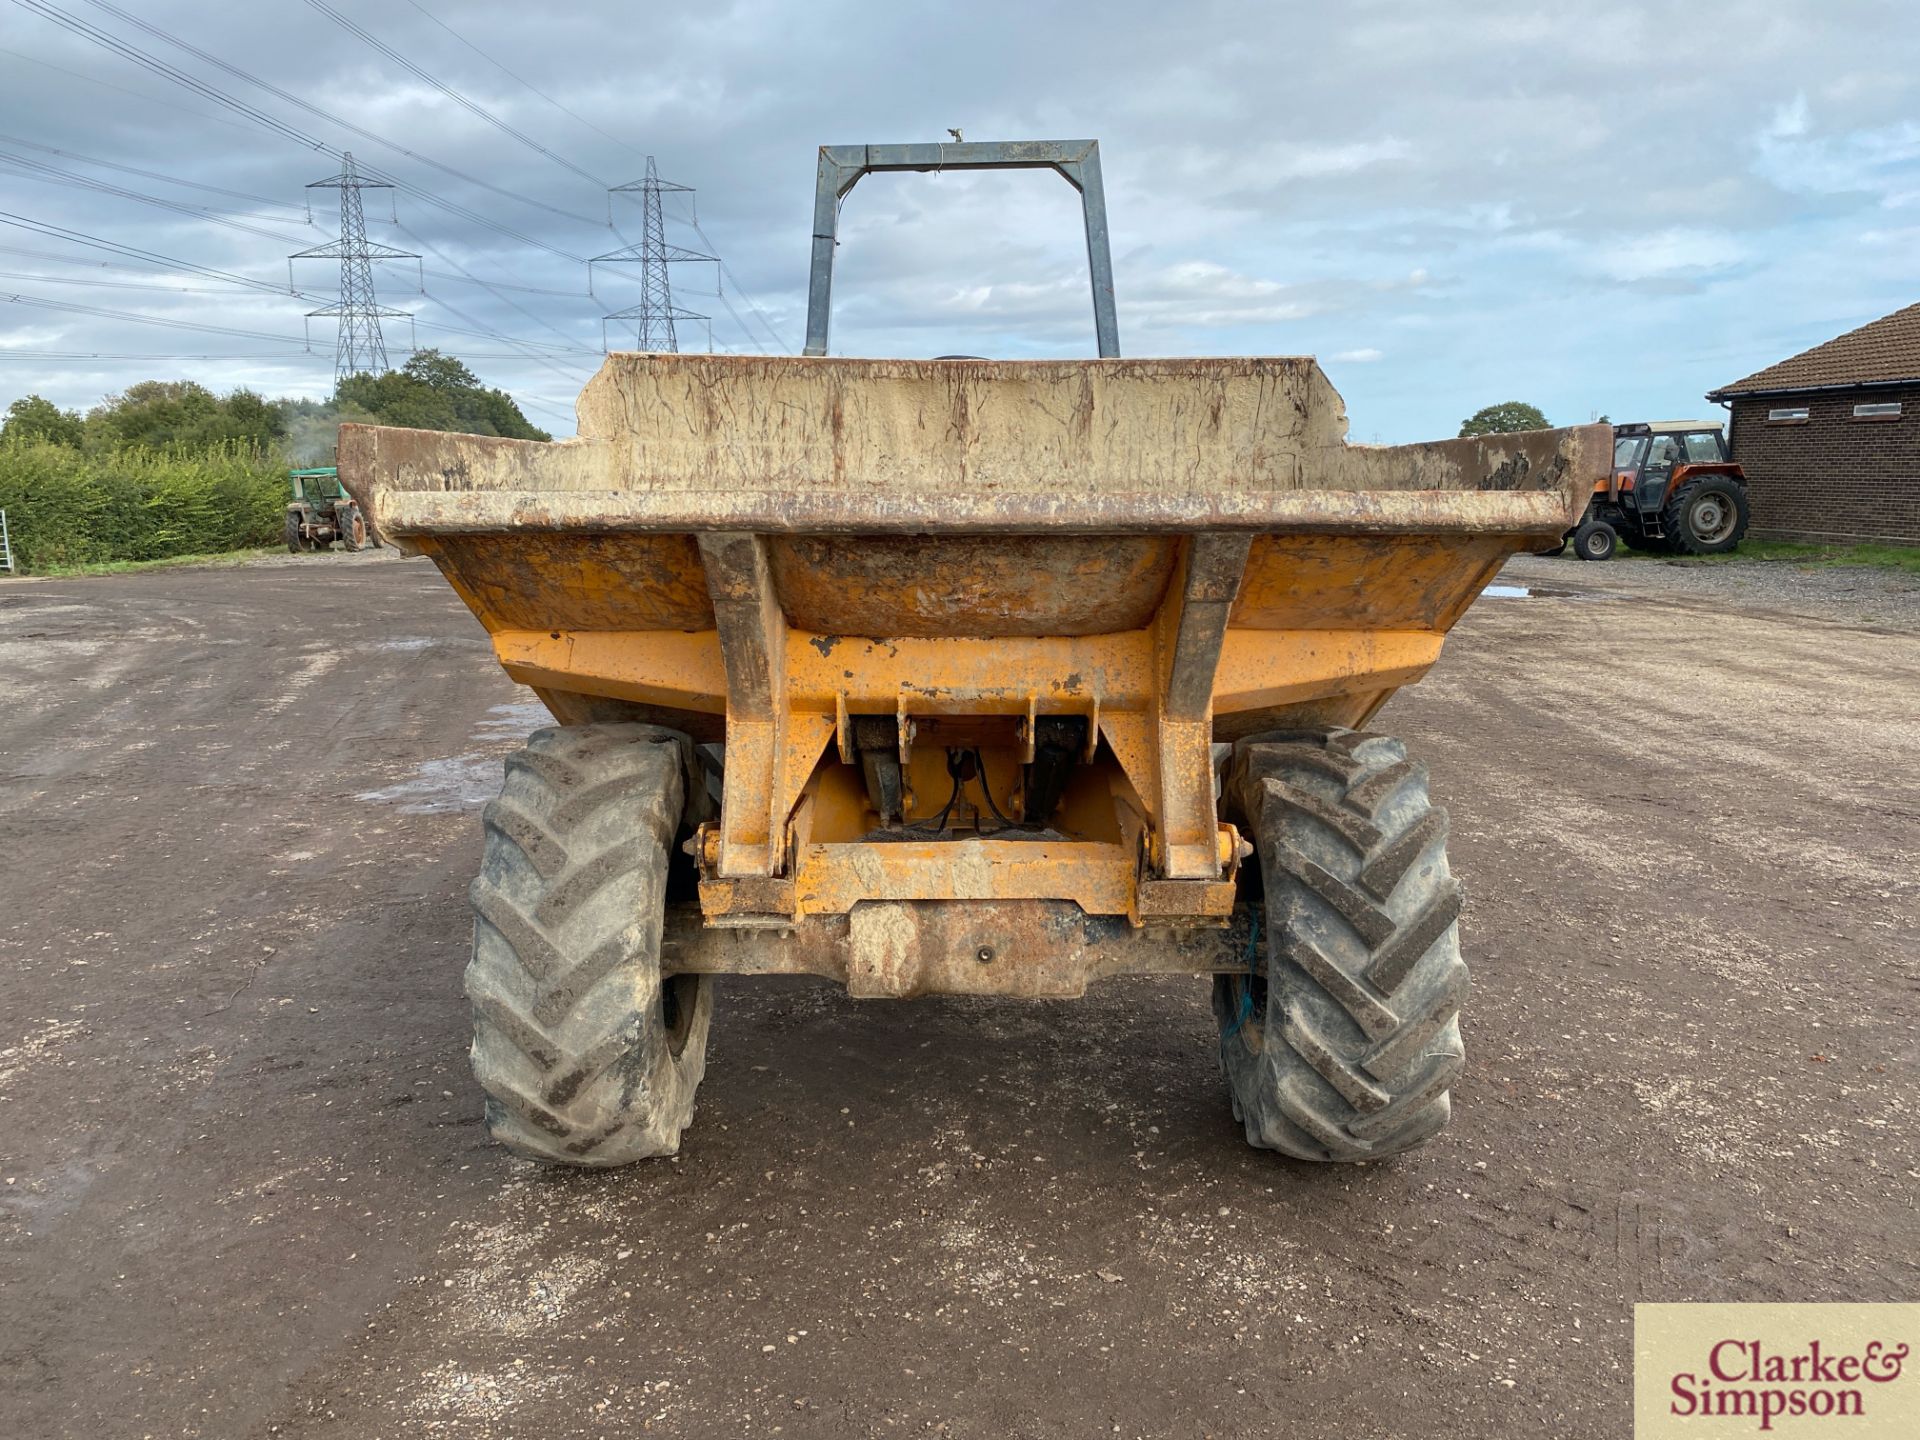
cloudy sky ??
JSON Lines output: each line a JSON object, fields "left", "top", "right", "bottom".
{"left": 2, "top": 0, "right": 1917, "bottom": 442}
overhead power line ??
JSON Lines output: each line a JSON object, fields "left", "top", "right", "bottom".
{"left": 18, "top": 0, "right": 781, "bottom": 362}
{"left": 301, "top": 0, "right": 608, "bottom": 189}
{"left": 0, "top": 352, "right": 322, "bottom": 361}
{"left": 398, "top": 0, "right": 648, "bottom": 164}
{"left": 0, "top": 209, "right": 299, "bottom": 293}
{"left": 0, "top": 214, "right": 604, "bottom": 361}
{"left": 684, "top": 214, "right": 791, "bottom": 354}
{"left": 0, "top": 133, "right": 305, "bottom": 210}
{"left": 394, "top": 221, "right": 599, "bottom": 369}
{"left": 0, "top": 149, "right": 306, "bottom": 243}
{"left": 0, "top": 43, "right": 265, "bottom": 137}
{"left": 16, "top": 0, "right": 603, "bottom": 247}
{"left": 2, "top": 289, "right": 313, "bottom": 345}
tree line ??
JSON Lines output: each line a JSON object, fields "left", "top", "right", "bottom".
{"left": 0, "top": 349, "right": 550, "bottom": 460}
{"left": 0, "top": 350, "right": 551, "bottom": 571}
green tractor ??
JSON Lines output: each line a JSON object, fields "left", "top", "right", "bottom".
{"left": 286, "top": 466, "right": 372, "bottom": 553}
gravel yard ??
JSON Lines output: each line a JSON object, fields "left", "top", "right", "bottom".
{"left": 1, "top": 549, "right": 1915, "bottom": 1439}
{"left": 1502, "top": 549, "right": 1920, "bottom": 630}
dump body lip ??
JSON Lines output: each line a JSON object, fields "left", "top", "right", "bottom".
{"left": 336, "top": 354, "right": 1609, "bottom": 548}
{"left": 364, "top": 484, "right": 1578, "bottom": 538}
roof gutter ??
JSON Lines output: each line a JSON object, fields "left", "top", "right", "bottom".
{"left": 1706, "top": 376, "right": 1920, "bottom": 402}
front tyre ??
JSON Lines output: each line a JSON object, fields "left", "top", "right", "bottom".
{"left": 1572, "top": 518, "right": 1617, "bottom": 561}
{"left": 466, "top": 723, "right": 712, "bottom": 1165}
{"left": 1214, "top": 729, "right": 1469, "bottom": 1161}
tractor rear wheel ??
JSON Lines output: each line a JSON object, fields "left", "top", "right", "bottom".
{"left": 466, "top": 723, "right": 712, "bottom": 1165}
{"left": 1213, "top": 728, "right": 1469, "bottom": 1161}
{"left": 1664, "top": 476, "right": 1750, "bottom": 556}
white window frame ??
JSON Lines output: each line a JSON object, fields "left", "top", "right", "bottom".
{"left": 1766, "top": 406, "right": 1809, "bottom": 422}
{"left": 1852, "top": 401, "right": 1902, "bottom": 418}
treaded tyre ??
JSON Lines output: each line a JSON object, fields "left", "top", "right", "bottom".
{"left": 1572, "top": 519, "right": 1617, "bottom": 562}
{"left": 1214, "top": 728, "right": 1468, "bottom": 1161}
{"left": 466, "top": 723, "right": 712, "bottom": 1165}
{"left": 1663, "top": 475, "right": 1750, "bottom": 556}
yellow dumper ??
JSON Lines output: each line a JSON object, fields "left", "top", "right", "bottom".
{"left": 342, "top": 141, "right": 1605, "bottom": 1167}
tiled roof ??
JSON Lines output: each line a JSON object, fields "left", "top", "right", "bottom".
{"left": 1710, "top": 301, "right": 1920, "bottom": 397}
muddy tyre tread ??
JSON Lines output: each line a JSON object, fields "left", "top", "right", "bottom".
{"left": 466, "top": 723, "right": 711, "bottom": 1166}
{"left": 1663, "top": 475, "right": 1750, "bottom": 556}
{"left": 1215, "top": 728, "right": 1468, "bottom": 1162}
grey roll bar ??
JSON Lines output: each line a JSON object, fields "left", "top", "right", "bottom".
{"left": 803, "top": 139, "right": 1119, "bottom": 359}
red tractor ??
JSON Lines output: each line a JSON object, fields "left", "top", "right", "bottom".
{"left": 1549, "top": 421, "right": 1750, "bottom": 561}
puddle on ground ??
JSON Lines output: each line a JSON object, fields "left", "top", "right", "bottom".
{"left": 474, "top": 701, "right": 549, "bottom": 741}
{"left": 354, "top": 756, "right": 502, "bottom": 814}
{"left": 1483, "top": 584, "right": 1594, "bottom": 599}
{"left": 355, "top": 703, "right": 549, "bottom": 814}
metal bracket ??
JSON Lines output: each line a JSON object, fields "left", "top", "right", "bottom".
{"left": 696, "top": 532, "right": 831, "bottom": 882}
{"left": 804, "top": 139, "right": 1119, "bottom": 359}
{"left": 1098, "top": 533, "right": 1252, "bottom": 883}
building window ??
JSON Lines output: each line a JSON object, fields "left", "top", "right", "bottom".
{"left": 1853, "top": 401, "right": 1902, "bottom": 419}
{"left": 1766, "top": 406, "right": 1809, "bottom": 423}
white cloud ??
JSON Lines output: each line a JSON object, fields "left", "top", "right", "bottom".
{"left": 1765, "top": 93, "right": 1810, "bottom": 139}
{"left": 1331, "top": 347, "right": 1384, "bottom": 363}
{"left": 1753, "top": 98, "right": 1920, "bottom": 203}
{"left": 1592, "top": 229, "right": 1746, "bottom": 284}
{"left": 1264, "top": 137, "right": 1413, "bottom": 180}
{"left": 1, "top": 0, "right": 1917, "bottom": 444}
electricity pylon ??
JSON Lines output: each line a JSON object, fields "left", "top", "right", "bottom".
{"left": 591, "top": 156, "right": 713, "bottom": 352}
{"left": 291, "top": 152, "right": 418, "bottom": 379}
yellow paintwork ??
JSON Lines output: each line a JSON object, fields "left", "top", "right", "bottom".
{"left": 347, "top": 356, "right": 1604, "bottom": 949}
{"left": 491, "top": 625, "right": 1445, "bottom": 726}
{"left": 486, "top": 608, "right": 1447, "bottom": 921}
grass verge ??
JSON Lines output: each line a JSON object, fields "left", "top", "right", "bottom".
{"left": 1736, "top": 539, "right": 1920, "bottom": 575}
{"left": 1603, "top": 538, "right": 1920, "bottom": 575}
{"left": 20, "top": 547, "right": 278, "bottom": 579}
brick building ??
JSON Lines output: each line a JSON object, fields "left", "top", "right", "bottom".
{"left": 1707, "top": 303, "right": 1920, "bottom": 544}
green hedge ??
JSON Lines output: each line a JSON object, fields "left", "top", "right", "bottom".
{"left": 0, "top": 439, "right": 287, "bottom": 571}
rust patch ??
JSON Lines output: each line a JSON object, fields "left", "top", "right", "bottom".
{"left": 771, "top": 534, "right": 1180, "bottom": 638}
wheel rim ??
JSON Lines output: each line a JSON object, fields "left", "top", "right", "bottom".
{"left": 1689, "top": 494, "right": 1736, "bottom": 544}
{"left": 1585, "top": 531, "right": 1608, "bottom": 557}
{"left": 660, "top": 974, "right": 701, "bottom": 1059}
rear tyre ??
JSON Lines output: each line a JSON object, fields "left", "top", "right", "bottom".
{"left": 1572, "top": 519, "right": 1617, "bottom": 561}
{"left": 1214, "top": 729, "right": 1468, "bottom": 1161}
{"left": 1664, "top": 476, "right": 1749, "bottom": 556}
{"left": 466, "top": 723, "right": 712, "bottom": 1166}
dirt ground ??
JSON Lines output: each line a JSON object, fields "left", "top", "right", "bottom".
{"left": 1, "top": 549, "right": 1915, "bottom": 1439}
